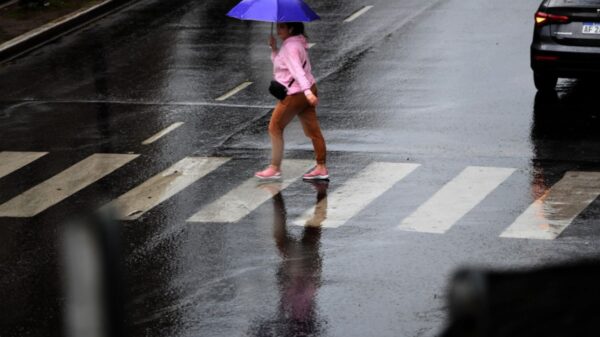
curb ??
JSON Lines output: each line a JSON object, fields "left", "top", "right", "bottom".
{"left": 0, "top": 0, "right": 133, "bottom": 63}
{"left": 0, "top": 1, "right": 17, "bottom": 11}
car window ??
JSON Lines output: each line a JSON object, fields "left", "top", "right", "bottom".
{"left": 549, "top": 0, "right": 600, "bottom": 6}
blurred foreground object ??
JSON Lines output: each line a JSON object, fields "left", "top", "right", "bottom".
{"left": 441, "top": 261, "right": 600, "bottom": 337}
{"left": 62, "top": 211, "right": 124, "bottom": 337}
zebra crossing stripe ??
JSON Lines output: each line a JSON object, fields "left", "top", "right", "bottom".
{"left": 104, "top": 157, "right": 230, "bottom": 220}
{"left": 0, "top": 151, "right": 48, "bottom": 179}
{"left": 397, "top": 166, "right": 516, "bottom": 234}
{"left": 215, "top": 81, "right": 253, "bottom": 101}
{"left": 344, "top": 5, "right": 374, "bottom": 23}
{"left": 0, "top": 153, "right": 138, "bottom": 218}
{"left": 293, "top": 162, "right": 420, "bottom": 228}
{"left": 142, "top": 122, "right": 184, "bottom": 145}
{"left": 500, "top": 171, "right": 600, "bottom": 240}
{"left": 187, "top": 160, "right": 313, "bottom": 223}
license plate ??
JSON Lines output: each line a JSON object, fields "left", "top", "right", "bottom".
{"left": 582, "top": 22, "right": 600, "bottom": 34}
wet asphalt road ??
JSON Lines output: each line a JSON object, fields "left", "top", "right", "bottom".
{"left": 1, "top": 0, "right": 600, "bottom": 336}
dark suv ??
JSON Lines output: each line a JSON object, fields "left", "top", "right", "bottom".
{"left": 531, "top": 0, "right": 600, "bottom": 90}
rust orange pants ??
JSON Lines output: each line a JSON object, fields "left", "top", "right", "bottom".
{"left": 268, "top": 84, "right": 326, "bottom": 167}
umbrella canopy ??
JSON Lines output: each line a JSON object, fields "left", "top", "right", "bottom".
{"left": 227, "top": 0, "right": 320, "bottom": 23}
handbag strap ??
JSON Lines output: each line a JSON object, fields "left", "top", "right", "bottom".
{"left": 288, "top": 60, "right": 308, "bottom": 87}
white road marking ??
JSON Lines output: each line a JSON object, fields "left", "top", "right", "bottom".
{"left": 104, "top": 157, "right": 230, "bottom": 220}
{"left": 398, "top": 166, "right": 516, "bottom": 234}
{"left": 500, "top": 171, "right": 600, "bottom": 240}
{"left": 0, "top": 0, "right": 112, "bottom": 53}
{"left": 344, "top": 5, "right": 374, "bottom": 23}
{"left": 0, "top": 1, "right": 17, "bottom": 11}
{"left": 307, "top": 43, "right": 316, "bottom": 49}
{"left": 215, "top": 81, "right": 253, "bottom": 101}
{"left": 0, "top": 151, "right": 47, "bottom": 179}
{"left": 142, "top": 122, "right": 184, "bottom": 145}
{"left": 0, "top": 153, "right": 138, "bottom": 217}
{"left": 293, "top": 162, "right": 420, "bottom": 228}
{"left": 19, "top": 99, "right": 273, "bottom": 109}
{"left": 187, "top": 160, "right": 313, "bottom": 223}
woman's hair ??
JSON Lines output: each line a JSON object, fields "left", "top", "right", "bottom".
{"left": 286, "top": 22, "right": 307, "bottom": 38}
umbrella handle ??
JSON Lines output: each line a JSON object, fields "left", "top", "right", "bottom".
{"left": 271, "top": 22, "right": 274, "bottom": 36}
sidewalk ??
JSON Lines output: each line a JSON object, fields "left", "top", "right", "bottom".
{"left": 0, "top": 0, "right": 132, "bottom": 62}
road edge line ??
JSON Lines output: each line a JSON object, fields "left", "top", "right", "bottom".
{"left": 0, "top": 0, "right": 139, "bottom": 64}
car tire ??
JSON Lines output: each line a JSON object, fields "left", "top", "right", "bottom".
{"left": 533, "top": 72, "right": 558, "bottom": 91}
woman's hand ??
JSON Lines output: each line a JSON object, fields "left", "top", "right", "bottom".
{"left": 306, "top": 92, "right": 319, "bottom": 107}
{"left": 269, "top": 36, "right": 277, "bottom": 51}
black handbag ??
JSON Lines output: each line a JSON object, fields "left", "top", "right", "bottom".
{"left": 269, "top": 61, "right": 307, "bottom": 100}
{"left": 269, "top": 80, "right": 291, "bottom": 100}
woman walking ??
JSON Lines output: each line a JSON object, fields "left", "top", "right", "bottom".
{"left": 255, "top": 22, "right": 329, "bottom": 181}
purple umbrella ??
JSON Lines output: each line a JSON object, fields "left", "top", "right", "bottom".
{"left": 227, "top": 0, "right": 320, "bottom": 25}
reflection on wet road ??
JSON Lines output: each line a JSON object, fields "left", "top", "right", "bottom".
{"left": 249, "top": 181, "right": 327, "bottom": 336}
{"left": 502, "top": 171, "right": 600, "bottom": 240}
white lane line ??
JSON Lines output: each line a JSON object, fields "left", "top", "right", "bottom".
{"left": 215, "top": 81, "right": 253, "bottom": 101}
{"left": 187, "top": 160, "right": 313, "bottom": 223}
{"left": 500, "top": 171, "right": 600, "bottom": 240}
{"left": 293, "top": 162, "right": 420, "bottom": 228}
{"left": 0, "top": 0, "right": 112, "bottom": 53}
{"left": 0, "top": 154, "right": 138, "bottom": 218}
{"left": 0, "top": 151, "right": 48, "bottom": 179}
{"left": 142, "top": 122, "right": 185, "bottom": 145}
{"left": 104, "top": 157, "right": 230, "bottom": 221}
{"left": 344, "top": 5, "right": 374, "bottom": 23}
{"left": 398, "top": 166, "right": 516, "bottom": 234}
{"left": 0, "top": 0, "right": 17, "bottom": 11}
{"left": 307, "top": 43, "right": 316, "bottom": 49}
{"left": 18, "top": 99, "right": 274, "bottom": 109}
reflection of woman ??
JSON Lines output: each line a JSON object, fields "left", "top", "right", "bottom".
{"left": 255, "top": 22, "right": 329, "bottom": 181}
{"left": 250, "top": 181, "right": 328, "bottom": 336}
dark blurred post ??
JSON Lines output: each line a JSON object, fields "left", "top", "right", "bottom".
{"left": 440, "top": 261, "right": 600, "bottom": 337}
{"left": 62, "top": 211, "right": 124, "bottom": 337}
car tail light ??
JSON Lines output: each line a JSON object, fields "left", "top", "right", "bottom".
{"left": 534, "top": 55, "right": 560, "bottom": 61}
{"left": 535, "top": 11, "right": 570, "bottom": 26}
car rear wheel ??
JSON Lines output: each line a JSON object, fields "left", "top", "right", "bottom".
{"left": 533, "top": 72, "right": 558, "bottom": 91}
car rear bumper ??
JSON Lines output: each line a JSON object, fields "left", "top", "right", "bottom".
{"left": 531, "top": 43, "right": 600, "bottom": 77}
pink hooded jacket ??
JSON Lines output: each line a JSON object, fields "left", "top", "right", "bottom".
{"left": 271, "top": 35, "right": 316, "bottom": 96}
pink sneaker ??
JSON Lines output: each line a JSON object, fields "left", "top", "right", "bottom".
{"left": 255, "top": 166, "right": 282, "bottom": 180}
{"left": 303, "top": 167, "right": 329, "bottom": 180}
